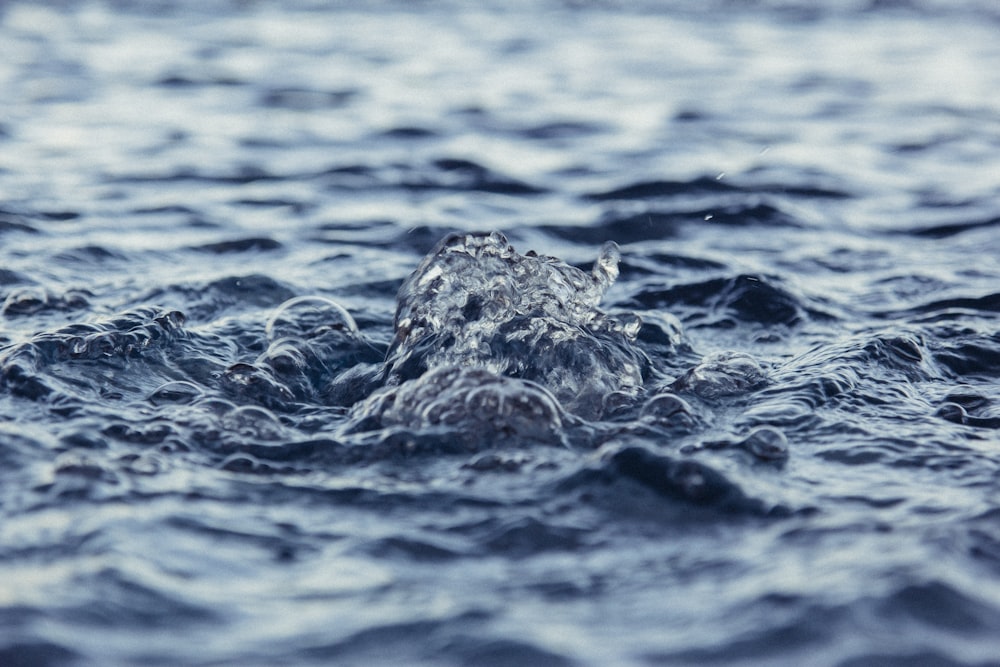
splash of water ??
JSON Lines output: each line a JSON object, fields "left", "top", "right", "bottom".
{"left": 376, "top": 231, "right": 647, "bottom": 421}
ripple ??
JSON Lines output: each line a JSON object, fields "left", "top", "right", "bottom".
{"left": 0, "top": 641, "right": 80, "bottom": 667}
{"left": 1, "top": 287, "right": 90, "bottom": 317}
{"left": 0, "top": 218, "right": 38, "bottom": 235}
{"left": 561, "top": 445, "right": 784, "bottom": 517}
{"left": 300, "top": 616, "right": 573, "bottom": 667}
{"left": 377, "top": 125, "right": 438, "bottom": 139}
{"left": 671, "top": 351, "right": 769, "bottom": 399}
{"left": 155, "top": 71, "right": 244, "bottom": 88}
{"left": 629, "top": 273, "right": 825, "bottom": 326}
{"left": 932, "top": 331, "right": 1000, "bottom": 378}
{"left": 63, "top": 567, "right": 220, "bottom": 629}
{"left": 258, "top": 87, "right": 357, "bottom": 111}
{"left": 876, "top": 580, "right": 1000, "bottom": 634}
{"left": 190, "top": 237, "right": 284, "bottom": 254}
{"left": 585, "top": 176, "right": 739, "bottom": 201}
{"left": 518, "top": 120, "right": 606, "bottom": 140}
{"left": 147, "top": 274, "right": 297, "bottom": 322}
{"left": 904, "top": 213, "right": 1000, "bottom": 239}
{"left": 420, "top": 158, "right": 546, "bottom": 195}
{"left": 883, "top": 292, "right": 1000, "bottom": 322}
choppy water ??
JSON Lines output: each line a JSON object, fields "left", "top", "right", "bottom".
{"left": 2, "top": 1, "right": 1000, "bottom": 665}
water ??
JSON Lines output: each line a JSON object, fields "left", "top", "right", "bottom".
{"left": 2, "top": 1, "right": 1000, "bottom": 665}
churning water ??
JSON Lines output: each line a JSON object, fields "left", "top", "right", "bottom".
{"left": 2, "top": 1, "right": 1000, "bottom": 665}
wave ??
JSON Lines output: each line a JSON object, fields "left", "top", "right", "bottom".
{"left": 629, "top": 273, "right": 831, "bottom": 327}
{"left": 584, "top": 176, "right": 852, "bottom": 202}
{"left": 560, "top": 445, "right": 787, "bottom": 517}
{"left": 103, "top": 158, "right": 547, "bottom": 197}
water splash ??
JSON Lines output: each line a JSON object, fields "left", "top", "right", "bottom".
{"left": 379, "top": 231, "right": 646, "bottom": 420}
{"left": 344, "top": 365, "right": 565, "bottom": 447}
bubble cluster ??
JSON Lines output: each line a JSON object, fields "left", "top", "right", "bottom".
{"left": 345, "top": 365, "right": 565, "bottom": 446}
{"left": 382, "top": 232, "right": 646, "bottom": 419}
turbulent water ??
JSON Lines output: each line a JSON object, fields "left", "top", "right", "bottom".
{"left": 2, "top": 1, "right": 1000, "bottom": 665}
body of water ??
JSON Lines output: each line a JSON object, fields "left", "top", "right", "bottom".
{"left": 2, "top": 1, "right": 1000, "bottom": 665}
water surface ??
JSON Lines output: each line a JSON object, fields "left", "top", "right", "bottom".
{"left": 2, "top": 1, "right": 1000, "bottom": 665}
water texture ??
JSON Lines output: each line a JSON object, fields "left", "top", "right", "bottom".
{"left": 2, "top": 1, "right": 1000, "bottom": 665}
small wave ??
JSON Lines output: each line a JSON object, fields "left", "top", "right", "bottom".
{"left": 884, "top": 292, "right": 1000, "bottom": 323}
{"left": 414, "top": 158, "right": 546, "bottom": 195}
{"left": 558, "top": 445, "right": 788, "bottom": 518}
{"left": 258, "top": 87, "right": 357, "bottom": 111}
{"left": 933, "top": 330, "right": 1000, "bottom": 379}
{"left": 311, "top": 222, "right": 463, "bottom": 257}
{"left": 52, "top": 245, "right": 127, "bottom": 265}
{"left": 518, "top": 120, "right": 606, "bottom": 141}
{"left": 584, "top": 176, "right": 851, "bottom": 202}
{"left": 144, "top": 274, "right": 297, "bottom": 322}
{"left": 65, "top": 567, "right": 220, "bottom": 629}
{"left": 540, "top": 201, "right": 803, "bottom": 246}
{"left": 585, "top": 176, "right": 739, "bottom": 201}
{"left": 629, "top": 273, "right": 826, "bottom": 327}
{"left": 190, "top": 237, "right": 284, "bottom": 254}
{"left": 245, "top": 295, "right": 383, "bottom": 406}
{"left": 300, "top": 617, "right": 574, "bottom": 667}
{"left": 0, "top": 308, "right": 186, "bottom": 400}
{"left": 876, "top": 579, "right": 1000, "bottom": 635}
{"left": 0, "top": 206, "right": 80, "bottom": 225}
{"left": 903, "top": 214, "right": 1000, "bottom": 239}
{"left": 455, "top": 515, "right": 590, "bottom": 558}
{"left": 0, "top": 218, "right": 38, "bottom": 235}
{"left": 0, "top": 641, "right": 80, "bottom": 667}
{"left": 837, "top": 651, "right": 991, "bottom": 667}
{"left": 155, "top": 71, "right": 244, "bottom": 88}
{"left": 1, "top": 287, "right": 90, "bottom": 317}
{"left": 37, "top": 309, "right": 186, "bottom": 363}
{"left": 377, "top": 125, "right": 439, "bottom": 140}
{"left": 104, "top": 165, "right": 281, "bottom": 186}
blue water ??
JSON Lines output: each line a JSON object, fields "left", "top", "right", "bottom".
{"left": 2, "top": 1, "right": 1000, "bottom": 665}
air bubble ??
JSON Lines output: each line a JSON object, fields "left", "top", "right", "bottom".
{"left": 266, "top": 296, "right": 358, "bottom": 343}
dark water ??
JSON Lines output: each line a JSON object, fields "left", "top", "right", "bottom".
{"left": 2, "top": 1, "right": 1000, "bottom": 665}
